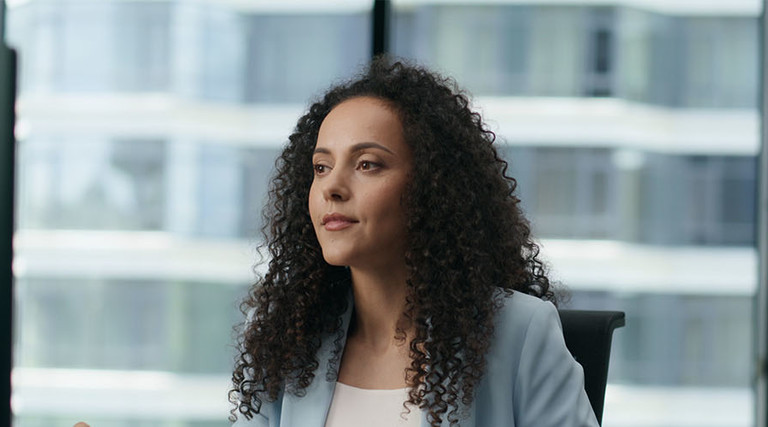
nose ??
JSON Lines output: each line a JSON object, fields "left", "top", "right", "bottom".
{"left": 322, "top": 168, "right": 350, "bottom": 202}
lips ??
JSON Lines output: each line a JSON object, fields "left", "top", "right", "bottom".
{"left": 321, "top": 213, "right": 358, "bottom": 231}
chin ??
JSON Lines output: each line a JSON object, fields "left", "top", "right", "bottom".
{"left": 320, "top": 249, "right": 353, "bottom": 267}
{"left": 323, "top": 258, "right": 349, "bottom": 267}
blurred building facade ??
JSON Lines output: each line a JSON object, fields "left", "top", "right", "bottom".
{"left": 6, "top": 0, "right": 759, "bottom": 426}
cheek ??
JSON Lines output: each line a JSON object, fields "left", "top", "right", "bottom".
{"left": 369, "top": 183, "right": 408, "bottom": 224}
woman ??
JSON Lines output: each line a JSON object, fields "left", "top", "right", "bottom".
{"left": 230, "top": 58, "right": 598, "bottom": 427}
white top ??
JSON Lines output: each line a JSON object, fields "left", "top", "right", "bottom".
{"left": 324, "top": 382, "right": 422, "bottom": 427}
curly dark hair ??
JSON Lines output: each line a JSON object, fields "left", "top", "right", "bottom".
{"left": 230, "top": 57, "right": 555, "bottom": 426}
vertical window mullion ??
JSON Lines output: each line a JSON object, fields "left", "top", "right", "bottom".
{"left": 0, "top": 3, "right": 16, "bottom": 423}
{"left": 372, "top": 0, "right": 391, "bottom": 58}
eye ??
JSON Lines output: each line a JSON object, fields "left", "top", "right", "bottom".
{"left": 358, "top": 160, "right": 380, "bottom": 171}
{"left": 313, "top": 164, "right": 329, "bottom": 175}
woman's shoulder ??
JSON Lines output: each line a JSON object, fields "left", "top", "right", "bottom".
{"left": 491, "top": 290, "right": 562, "bottom": 353}
{"left": 495, "top": 289, "right": 558, "bottom": 323}
{"left": 487, "top": 291, "right": 599, "bottom": 426}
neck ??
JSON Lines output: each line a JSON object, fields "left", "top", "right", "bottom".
{"left": 348, "top": 265, "right": 412, "bottom": 351}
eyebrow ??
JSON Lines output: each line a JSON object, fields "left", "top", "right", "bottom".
{"left": 313, "top": 142, "right": 395, "bottom": 155}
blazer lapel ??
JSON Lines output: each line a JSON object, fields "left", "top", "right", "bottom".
{"left": 279, "top": 291, "right": 354, "bottom": 427}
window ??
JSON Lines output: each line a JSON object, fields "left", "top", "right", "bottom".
{"left": 6, "top": 1, "right": 761, "bottom": 426}
{"left": 393, "top": 1, "right": 759, "bottom": 425}
{"left": 8, "top": 1, "right": 371, "bottom": 426}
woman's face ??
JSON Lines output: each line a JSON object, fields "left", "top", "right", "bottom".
{"left": 308, "top": 96, "right": 412, "bottom": 271}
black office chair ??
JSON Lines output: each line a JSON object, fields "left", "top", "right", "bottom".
{"left": 559, "top": 310, "right": 625, "bottom": 426}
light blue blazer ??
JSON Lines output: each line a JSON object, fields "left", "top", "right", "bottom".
{"left": 233, "top": 291, "right": 599, "bottom": 427}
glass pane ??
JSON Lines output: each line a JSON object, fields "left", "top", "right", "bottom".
{"left": 393, "top": 1, "right": 759, "bottom": 426}
{"left": 7, "top": 0, "right": 372, "bottom": 425}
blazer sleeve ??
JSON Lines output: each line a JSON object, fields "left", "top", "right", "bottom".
{"left": 231, "top": 411, "right": 270, "bottom": 427}
{"left": 512, "top": 301, "right": 599, "bottom": 427}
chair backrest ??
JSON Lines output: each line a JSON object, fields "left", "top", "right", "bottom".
{"left": 558, "top": 310, "right": 625, "bottom": 425}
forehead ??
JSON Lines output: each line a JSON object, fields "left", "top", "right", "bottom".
{"left": 316, "top": 97, "right": 406, "bottom": 151}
